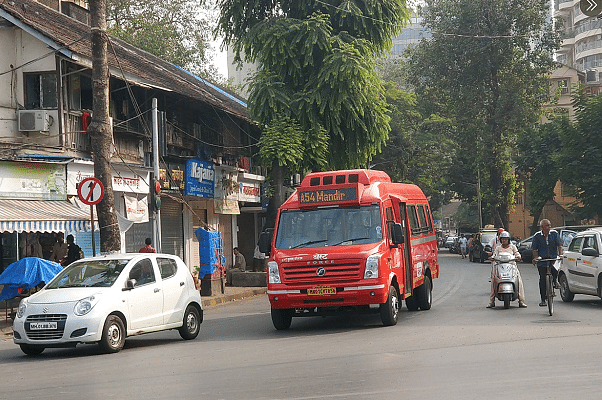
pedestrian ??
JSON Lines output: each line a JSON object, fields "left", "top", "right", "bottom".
{"left": 51, "top": 232, "right": 68, "bottom": 265}
{"left": 226, "top": 247, "right": 247, "bottom": 285}
{"left": 63, "top": 234, "right": 83, "bottom": 267}
{"left": 467, "top": 235, "right": 474, "bottom": 259}
{"left": 459, "top": 234, "right": 468, "bottom": 259}
{"left": 531, "top": 219, "right": 563, "bottom": 307}
{"left": 139, "top": 237, "right": 156, "bottom": 253}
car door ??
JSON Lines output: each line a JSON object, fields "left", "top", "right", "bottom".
{"left": 126, "top": 258, "right": 164, "bottom": 330}
{"left": 576, "top": 234, "right": 599, "bottom": 293}
{"left": 563, "top": 236, "right": 584, "bottom": 290}
{"left": 157, "top": 257, "right": 187, "bottom": 325}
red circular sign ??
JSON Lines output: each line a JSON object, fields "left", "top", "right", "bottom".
{"left": 77, "top": 177, "right": 105, "bottom": 205}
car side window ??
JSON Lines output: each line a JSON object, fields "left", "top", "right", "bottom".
{"left": 129, "top": 258, "right": 156, "bottom": 286}
{"left": 157, "top": 258, "right": 178, "bottom": 279}
{"left": 568, "top": 236, "right": 583, "bottom": 253}
{"left": 582, "top": 236, "right": 597, "bottom": 252}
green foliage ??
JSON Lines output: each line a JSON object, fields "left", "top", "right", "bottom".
{"left": 406, "top": 0, "right": 560, "bottom": 228}
{"left": 216, "top": 0, "right": 409, "bottom": 173}
{"left": 107, "top": 0, "right": 219, "bottom": 78}
{"left": 555, "top": 85, "right": 602, "bottom": 218}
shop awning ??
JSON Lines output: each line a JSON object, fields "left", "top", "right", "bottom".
{"left": 0, "top": 199, "right": 92, "bottom": 233}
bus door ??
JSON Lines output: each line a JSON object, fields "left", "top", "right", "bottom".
{"left": 391, "top": 198, "right": 412, "bottom": 297}
{"left": 384, "top": 203, "right": 402, "bottom": 276}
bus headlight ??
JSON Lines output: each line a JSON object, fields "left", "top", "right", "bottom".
{"left": 268, "top": 261, "right": 281, "bottom": 284}
{"left": 364, "top": 254, "right": 380, "bottom": 279}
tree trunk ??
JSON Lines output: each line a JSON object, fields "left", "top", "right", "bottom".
{"left": 89, "top": 0, "right": 121, "bottom": 252}
{"left": 264, "top": 162, "right": 289, "bottom": 230}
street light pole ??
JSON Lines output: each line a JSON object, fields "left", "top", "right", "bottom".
{"left": 477, "top": 170, "right": 482, "bottom": 231}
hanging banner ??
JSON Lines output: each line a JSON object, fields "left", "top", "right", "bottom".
{"left": 124, "top": 194, "right": 149, "bottom": 223}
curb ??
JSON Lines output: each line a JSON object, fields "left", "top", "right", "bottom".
{"left": 201, "top": 288, "right": 267, "bottom": 308}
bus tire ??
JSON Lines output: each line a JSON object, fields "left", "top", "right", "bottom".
{"left": 417, "top": 276, "right": 432, "bottom": 310}
{"left": 271, "top": 308, "right": 293, "bottom": 330}
{"left": 380, "top": 285, "right": 400, "bottom": 326}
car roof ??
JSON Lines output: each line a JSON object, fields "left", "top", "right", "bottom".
{"left": 78, "top": 253, "right": 180, "bottom": 262}
{"left": 573, "top": 227, "right": 602, "bottom": 236}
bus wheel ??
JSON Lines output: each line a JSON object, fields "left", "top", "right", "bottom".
{"left": 417, "top": 276, "right": 432, "bottom": 310}
{"left": 380, "top": 285, "right": 400, "bottom": 326}
{"left": 271, "top": 308, "right": 293, "bottom": 330}
{"left": 405, "top": 293, "right": 419, "bottom": 311}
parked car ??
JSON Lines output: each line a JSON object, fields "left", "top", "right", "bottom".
{"left": 517, "top": 236, "right": 534, "bottom": 263}
{"left": 558, "top": 227, "right": 602, "bottom": 302}
{"left": 469, "top": 230, "right": 498, "bottom": 263}
{"left": 12, "top": 253, "right": 203, "bottom": 356}
{"left": 444, "top": 236, "right": 457, "bottom": 249}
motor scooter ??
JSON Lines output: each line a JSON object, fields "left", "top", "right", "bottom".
{"left": 491, "top": 252, "right": 520, "bottom": 309}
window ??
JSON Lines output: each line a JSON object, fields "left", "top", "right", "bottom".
{"left": 424, "top": 205, "right": 434, "bottom": 234}
{"left": 559, "top": 79, "right": 569, "bottom": 95}
{"left": 568, "top": 237, "right": 583, "bottom": 252}
{"left": 582, "top": 236, "right": 598, "bottom": 252}
{"left": 158, "top": 258, "right": 178, "bottom": 279}
{"left": 386, "top": 207, "right": 394, "bottom": 242}
{"left": 129, "top": 259, "right": 156, "bottom": 286}
{"left": 25, "top": 73, "right": 58, "bottom": 109}
{"left": 407, "top": 205, "right": 421, "bottom": 236}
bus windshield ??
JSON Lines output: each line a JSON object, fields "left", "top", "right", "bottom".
{"left": 275, "top": 204, "right": 382, "bottom": 249}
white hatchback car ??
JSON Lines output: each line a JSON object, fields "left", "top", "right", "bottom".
{"left": 13, "top": 253, "right": 203, "bottom": 355}
{"left": 559, "top": 227, "right": 602, "bottom": 302}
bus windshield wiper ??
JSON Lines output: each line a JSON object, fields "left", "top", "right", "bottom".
{"left": 291, "top": 239, "right": 327, "bottom": 249}
{"left": 331, "top": 237, "right": 371, "bottom": 246}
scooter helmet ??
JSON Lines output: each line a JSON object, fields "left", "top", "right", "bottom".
{"left": 497, "top": 228, "right": 504, "bottom": 233}
{"left": 500, "top": 231, "right": 511, "bottom": 239}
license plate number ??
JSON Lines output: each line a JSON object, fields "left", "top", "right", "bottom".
{"left": 307, "top": 286, "right": 336, "bottom": 296}
{"left": 29, "top": 322, "right": 57, "bottom": 330}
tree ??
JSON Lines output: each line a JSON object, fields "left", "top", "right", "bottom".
{"left": 106, "top": 0, "right": 219, "bottom": 78}
{"left": 516, "top": 114, "right": 566, "bottom": 234}
{"left": 555, "top": 85, "right": 602, "bottom": 219}
{"left": 406, "top": 0, "right": 560, "bottom": 230}
{"left": 90, "top": 0, "right": 121, "bottom": 252}
{"left": 216, "top": 0, "right": 410, "bottom": 224}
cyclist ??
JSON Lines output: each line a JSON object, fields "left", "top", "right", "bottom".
{"left": 531, "top": 219, "right": 563, "bottom": 307}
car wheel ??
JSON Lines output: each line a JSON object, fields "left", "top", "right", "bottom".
{"left": 559, "top": 274, "right": 574, "bottom": 302}
{"left": 417, "top": 276, "right": 432, "bottom": 310}
{"left": 380, "top": 285, "right": 400, "bottom": 326}
{"left": 99, "top": 315, "right": 126, "bottom": 353}
{"left": 20, "top": 344, "right": 45, "bottom": 356}
{"left": 179, "top": 305, "right": 201, "bottom": 340}
{"left": 271, "top": 308, "right": 293, "bottom": 330}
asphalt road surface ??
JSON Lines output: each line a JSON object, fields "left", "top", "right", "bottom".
{"left": 1, "top": 250, "right": 602, "bottom": 400}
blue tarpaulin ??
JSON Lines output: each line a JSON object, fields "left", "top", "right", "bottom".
{"left": 0, "top": 257, "right": 63, "bottom": 301}
{"left": 195, "top": 228, "right": 225, "bottom": 277}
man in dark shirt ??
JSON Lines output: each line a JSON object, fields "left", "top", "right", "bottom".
{"left": 531, "top": 219, "right": 563, "bottom": 307}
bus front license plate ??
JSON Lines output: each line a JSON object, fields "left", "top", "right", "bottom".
{"left": 307, "top": 287, "right": 336, "bottom": 296}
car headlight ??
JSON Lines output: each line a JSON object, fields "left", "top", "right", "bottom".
{"left": 16, "top": 299, "right": 27, "bottom": 319}
{"left": 364, "top": 254, "right": 380, "bottom": 279}
{"left": 74, "top": 294, "right": 101, "bottom": 316}
{"left": 268, "top": 261, "right": 281, "bottom": 284}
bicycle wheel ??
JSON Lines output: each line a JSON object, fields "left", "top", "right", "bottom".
{"left": 546, "top": 273, "right": 554, "bottom": 316}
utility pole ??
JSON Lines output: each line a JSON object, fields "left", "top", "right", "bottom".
{"left": 88, "top": 0, "right": 121, "bottom": 252}
{"left": 152, "top": 98, "right": 162, "bottom": 252}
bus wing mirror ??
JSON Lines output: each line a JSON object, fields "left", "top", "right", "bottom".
{"left": 392, "top": 223, "right": 404, "bottom": 246}
{"left": 259, "top": 231, "right": 273, "bottom": 255}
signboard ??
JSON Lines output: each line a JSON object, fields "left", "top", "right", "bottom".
{"left": 0, "top": 161, "right": 66, "bottom": 200}
{"left": 77, "top": 177, "right": 104, "bottom": 205}
{"left": 298, "top": 187, "right": 357, "bottom": 205}
{"left": 185, "top": 159, "right": 214, "bottom": 198}
{"left": 237, "top": 172, "right": 264, "bottom": 203}
{"left": 67, "top": 161, "right": 149, "bottom": 195}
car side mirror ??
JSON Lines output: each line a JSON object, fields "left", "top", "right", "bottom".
{"left": 122, "top": 278, "right": 136, "bottom": 291}
{"left": 582, "top": 247, "right": 599, "bottom": 257}
{"left": 391, "top": 223, "right": 404, "bottom": 246}
{"left": 259, "top": 230, "right": 273, "bottom": 256}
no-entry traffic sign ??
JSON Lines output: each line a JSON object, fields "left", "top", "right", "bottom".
{"left": 77, "top": 177, "right": 105, "bottom": 205}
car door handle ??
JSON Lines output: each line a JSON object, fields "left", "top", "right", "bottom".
{"left": 154, "top": 288, "right": 161, "bottom": 293}
{"left": 577, "top": 258, "right": 581, "bottom": 261}
{"left": 180, "top": 282, "right": 185, "bottom": 286}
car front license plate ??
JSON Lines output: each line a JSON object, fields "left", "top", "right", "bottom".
{"left": 307, "top": 286, "right": 336, "bottom": 296}
{"left": 29, "top": 322, "right": 57, "bottom": 330}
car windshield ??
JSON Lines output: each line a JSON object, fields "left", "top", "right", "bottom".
{"left": 481, "top": 232, "right": 497, "bottom": 245}
{"left": 275, "top": 204, "right": 382, "bottom": 249}
{"left": 46, "top": 259, "right": 130, "bottom": 289}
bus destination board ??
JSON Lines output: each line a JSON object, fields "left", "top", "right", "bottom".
{"left": 299, "top": 187, "right": 357, "bottom": 205}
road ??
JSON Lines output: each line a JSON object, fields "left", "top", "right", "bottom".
{"left": 1, "top": 250, "right": 602, "bottom": 399}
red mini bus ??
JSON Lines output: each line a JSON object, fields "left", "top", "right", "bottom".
{"left": 260, "top": 169, "right": 439, "bottom": 329}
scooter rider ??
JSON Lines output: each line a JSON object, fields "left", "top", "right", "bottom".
{"left": 487, "top": 231, "right": 528, "bottom": 308}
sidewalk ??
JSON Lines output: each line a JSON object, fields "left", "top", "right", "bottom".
{"left": 0, "top": 286, "right": 266, "bottom": 339}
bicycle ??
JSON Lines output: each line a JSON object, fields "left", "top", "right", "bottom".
{"left": 537, "top": 257, "right": 561, "bottom": 316}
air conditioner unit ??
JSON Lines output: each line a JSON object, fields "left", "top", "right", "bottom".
{"left": 18, "top": 110, "right": 51, "bottom": 132}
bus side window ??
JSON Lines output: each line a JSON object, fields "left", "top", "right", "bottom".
{"left": 417, "top": 205, "right": 429, "bottom": 235}
{"left": 407, "top": 205, "right": 421, "bottom": 236}
{"left": 424, "top": 205, "right": 434, "bottom": 234}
